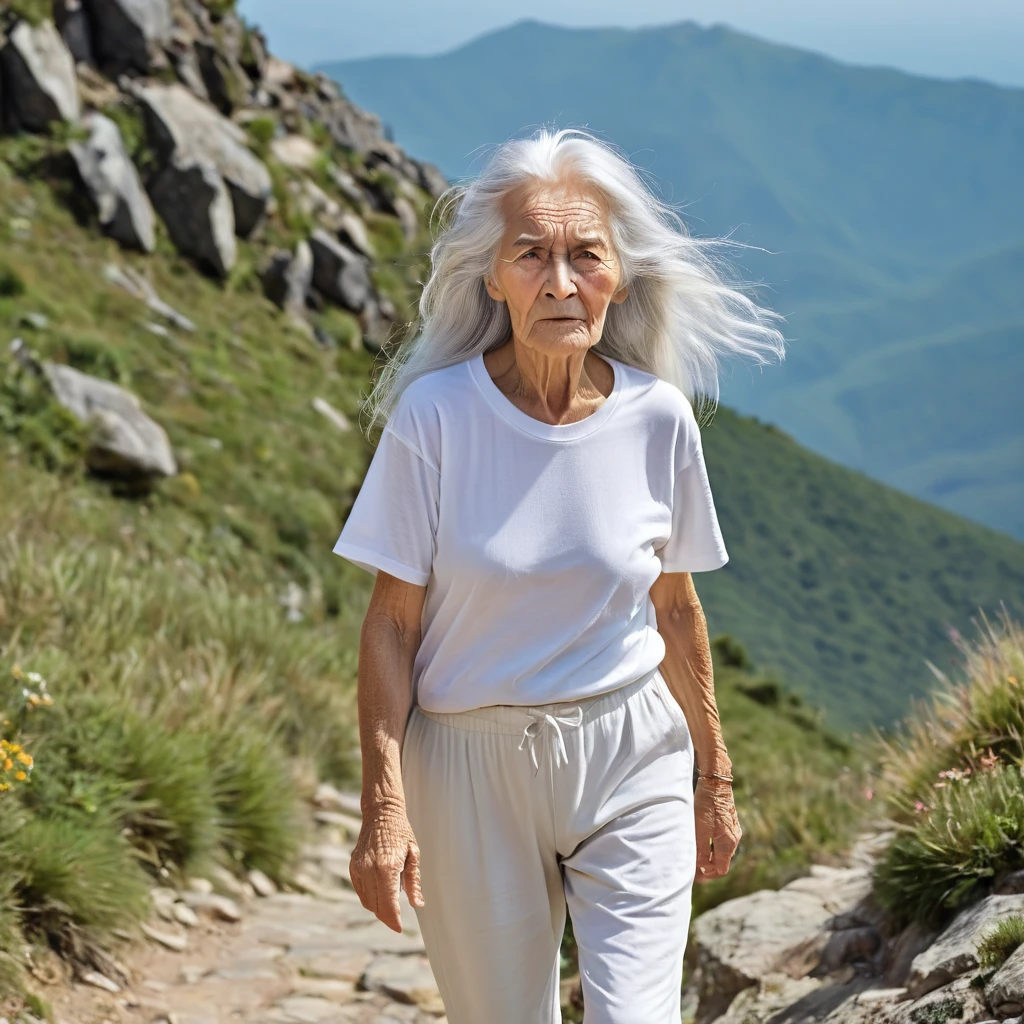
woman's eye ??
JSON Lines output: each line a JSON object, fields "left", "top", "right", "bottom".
{"left": 579, "top": 251, "right": 600, "bottom": 261}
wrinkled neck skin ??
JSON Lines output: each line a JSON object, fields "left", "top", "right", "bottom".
{"left": 483, "top": 339, "right": 615, "bottom": 426}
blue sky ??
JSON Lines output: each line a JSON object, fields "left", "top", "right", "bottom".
{"left": 239, "top": 0, "right": 1024, "bottom": 88}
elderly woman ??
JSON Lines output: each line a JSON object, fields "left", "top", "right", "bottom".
{"left": 333, "top": 128, "right": 786, "bottom": 1023}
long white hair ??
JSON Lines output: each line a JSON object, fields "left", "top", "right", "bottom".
{"left": 362, "top": 127, "right": 787, "bottom": 433}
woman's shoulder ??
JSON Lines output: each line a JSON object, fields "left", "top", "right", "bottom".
{"left": 611, "top": 357, "right": 698, "bottom": 427}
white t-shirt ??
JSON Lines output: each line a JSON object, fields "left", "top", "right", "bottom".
{"left": 333, "top": 351, "right": 729, "bottom": 712}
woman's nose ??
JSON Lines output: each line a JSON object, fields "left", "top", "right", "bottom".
{"left": 544, "top": 252, "right": 578, "bottom": 299}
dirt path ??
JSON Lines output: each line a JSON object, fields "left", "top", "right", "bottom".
{"left": 34, "top": 793, "right": 447, "bottom": 1024}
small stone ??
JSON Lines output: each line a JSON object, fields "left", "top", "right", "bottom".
{"left": 248, "top": 868, "right": 278, "bottom": 897}
{"left": 141, "top": 922, "right": 187, "bottom": 951}
{"left": 179, "top": 964, "right": 209, "bottom": 984}
{"left": 208, "top": 865, "right": 249, "bottom": 898}
{"left": 172, "top": 902, "right": 200, "bottom": 928}
{"left": 81, "top": 970, "right": 121, "bottom": 993}
{"left": 150, "top": 887, "right": 177, "bottom": 921}
{"left": 360, "top": 954, "right": 443, "bottom": 1015}
{"left": 180, "top": 891, "right": 242, "bottom": 923}
{"left": 312, "top": 397, "right": 351, "bottom": 433}
{"left": 20, "top": 312, "right": 48, "bottom": 330}
{"left": 187, "top": 877, "right": 214, "bottom": 895}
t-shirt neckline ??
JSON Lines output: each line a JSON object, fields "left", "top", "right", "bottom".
{"left": 468, "top": 350, "right": 625, "bottom": 441}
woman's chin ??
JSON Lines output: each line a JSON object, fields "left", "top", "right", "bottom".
{"left": 526, "top": 323, "right": 595, "bottom": 353}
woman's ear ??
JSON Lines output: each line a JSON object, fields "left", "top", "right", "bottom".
{"left": 484, "top": 274, "right": 505, "bottom": 302}
{"left": 611, "top": 282, "right": 630, "bottom": 305}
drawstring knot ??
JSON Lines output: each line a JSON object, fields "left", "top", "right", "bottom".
{"left": 518, "top": 706, "right": 584, "bottom": 775}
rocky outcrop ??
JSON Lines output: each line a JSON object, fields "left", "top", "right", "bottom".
{"left": 87, "top": 0, "right": 173, "bottom": 74}
{"left": 136, "top": 82, "right": 272, "bottom": 238}
{"left": 905, "top": 893, "right": 1024, "bottom": 998}
{"left": 261, "top": 240, "right": 313, "bottom": 315}
{"left": 986, "top": 942, "right": 1024, "bottom": 1016}
{"left": 42, "top": 362, "right": 177, "bottom": 483}
{"left": 0, "top": 19, "right": 79, "bottom": 132}
{"left": 70, "top": 111, "right": 156, "bottom": 252}
{"left": 149, "top": 157, "right": 236, "bottom": 277}
{"left": 309, "top": 229, "right": 373, "bottom": 313}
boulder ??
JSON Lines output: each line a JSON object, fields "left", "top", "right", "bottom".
{"left": 149, "top": 159, "right": 236, "bottom": 277}
{"left": 338, "top": 211, "right": 374, "bottom": 259}
{"left": 309, "top": 229, "right": 372, "bottom": 312}
{"left": 261, "top": 240, "right": 312, "bottom": 315}
{"left": 986, "top": 942, "right": 1024, "bottom": 1016}
{"left": 270, "top": 133, "right": 320, "bottom": 171}
{"left": 360, "top": 954, "right": 443, "bottom": 1015}
{"left": 53, "top": 0, "right": 94, "bottom": 65}
{"left": 86, "top": 0, "right": 172, "bottom": 74}
{"left": 906, "top": 893, "right": 1024, "bottom": 998}
{"left": 194, "top": 38, "right": 252, "bottom": 115}
{"left": 42, "top": 362, "right": 177, "bottom": 482}
{"left": 137, "top": 82, "right": 272, "bottom": 238}
{"left": 416, "top": 160, "right": 449, "bottom": 201}
{"left": 71, "top": 111, "right": 155, "bottom": 252}
{"left": 692, "top": 864, "right": 872, "bottom": 1023}
{"left": 321, "top": 97, "right": 385, "bottom": 155}
{"left": 0, "top": 20, "right": 79, "bottom": 132}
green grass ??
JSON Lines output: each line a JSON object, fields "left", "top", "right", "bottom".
{"left": 977, "top": 914, "right": 1024, "bottom": 970}
{"left": 872, "top": 613, "right": 1024, "bottom": 929}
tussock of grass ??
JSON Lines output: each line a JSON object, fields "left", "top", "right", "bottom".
{"left": 872, "top": 611, "right": 1024, "bottom": 928}
{"left": 977, "top": 913, "right": 1024, "bottom": 970}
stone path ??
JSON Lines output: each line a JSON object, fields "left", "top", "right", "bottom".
{"left": 37, "top": 789, "right": 448, "bottom": 1024}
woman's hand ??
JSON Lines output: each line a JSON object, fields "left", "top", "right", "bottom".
{"left": 350, "top": 802, "right": 425, "bottom": 932}
{"left": 694, "top": 777, "right": 742, "bottom": 881}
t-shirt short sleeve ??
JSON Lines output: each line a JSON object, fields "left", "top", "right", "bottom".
{"left": 655, "top": 403, "right": 730, "bottom": 574}
{"left": 332, "top": 415, "right": 440, "bottom": 588}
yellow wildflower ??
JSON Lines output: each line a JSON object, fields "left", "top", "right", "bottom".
{"left": 3, "top": 759, "right": 12, "bottom": 771}
{"left": 17, "top": 752, "right": 32, "bottom": 767}
{"left": 15, "top": 771, "right": 26, "bottom": 781}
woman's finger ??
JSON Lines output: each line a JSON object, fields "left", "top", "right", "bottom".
{"left": 376, "top": 859, "right": 405, "bottom": 933}
{"left": 403, "top": 841, "right": 425, "bottom": 909}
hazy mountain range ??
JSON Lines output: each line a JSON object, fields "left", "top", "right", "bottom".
{"left": 318, "top": 19, "right": 1024, "bottom": 540}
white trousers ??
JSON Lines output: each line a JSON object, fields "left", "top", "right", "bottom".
{"left": 401, "top": 667, "right": 697, "bottom": 1024}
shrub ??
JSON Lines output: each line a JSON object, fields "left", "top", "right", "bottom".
{"left": 977, "top": 914, "right": 1024, "bottom": 970}
{"left": 874, "top": 761, "right": 1024, "bottom": 928}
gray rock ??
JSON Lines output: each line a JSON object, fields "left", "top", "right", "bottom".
{"left": 360, "top": 954, "right": 443, "bottom": 1015}
{"left": 149, "top": 159, "right": 236, "bottom": 277}
{"left": 416, "top": 161, "right": 448, "bottom": 201}
{"left": 53, "top": 0, "right": 94, "bottom": 64}
{"left": 0, "top": 20, "right": 79, "bottom": 132}
{"left": 392, "top": 196, "right": 419, "bottom": 242}
{"left": 71, "top": 111, "right": 155, "bottom": 252}
{"left": 270, "top": 134, "right": 320, "bottom": 171}
{"left": 987, "top": 943, "right": 1024, "bottom": 1016}
{"left": 907, "top": 894, "right": 1024, "bottom": 999}
{"left": 321, "top": 97, "right": 385, "bottom": 155}
{"left": 87, "top": 0, "right": 172, "bottom": 74}
{"left": 248, "top": 868, "right": 277, "bottom": 898}
{"left": 195, "top": 38, "right": 252, "bottom": 115}
{"left": 261, "top": 240, "right": 312, "bottom": 315}
{"left": 309, "top": 229, "right": 372, "bottom": 312}
{"left": 180, "top": 891, "right": 242, "bottom": 923}
{"left": 138, "top": 82, "right": 272, "bottom": 238}
{"left": 692, "top": 865, "right": 872, "bottom": 1024}
{"left": 338, "top": 211, "right": 375, "bottom": 259}
{"left": 884, "top": 918, "right": 940, "bottom": 988}
{"left": 42, "top": 362, "right": 177, "bottom": 481}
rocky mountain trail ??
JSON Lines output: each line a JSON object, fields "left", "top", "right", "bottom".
{"left": 9, "top": 785, "right": 446, "bottom": 1024}
{"left": 688, "top": 825, "right": 1024, "bottom": 1024}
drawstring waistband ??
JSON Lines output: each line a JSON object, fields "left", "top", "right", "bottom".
{"left": 518, "top": 706, "right": 584, "bottom": 775}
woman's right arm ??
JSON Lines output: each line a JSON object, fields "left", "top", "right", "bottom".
{"left": 349, "top": 569, "right": 427, "bottom": 933}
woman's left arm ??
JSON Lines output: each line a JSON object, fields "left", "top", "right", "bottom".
{"left": 650, "top": 570, "right": 742, "bottom": 881}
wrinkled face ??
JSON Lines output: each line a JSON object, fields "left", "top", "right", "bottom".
{"left": 484, "top": 178, "right": 629, "bottom": 358}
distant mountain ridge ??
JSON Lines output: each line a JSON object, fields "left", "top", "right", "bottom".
{"left": 317, "top": 18, "right": 1024, "bottom": 540}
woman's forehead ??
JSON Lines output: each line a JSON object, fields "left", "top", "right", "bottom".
{"left": 501, "top": 180, "right": 612, "bottom": 241}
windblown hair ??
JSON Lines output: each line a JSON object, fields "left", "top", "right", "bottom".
{"left": 362, "top": 127, "right": 787, "bottom": 433}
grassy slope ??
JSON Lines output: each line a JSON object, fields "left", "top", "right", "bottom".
{"left": 319, "top": 20, "right": 1024, "bottom": 539}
